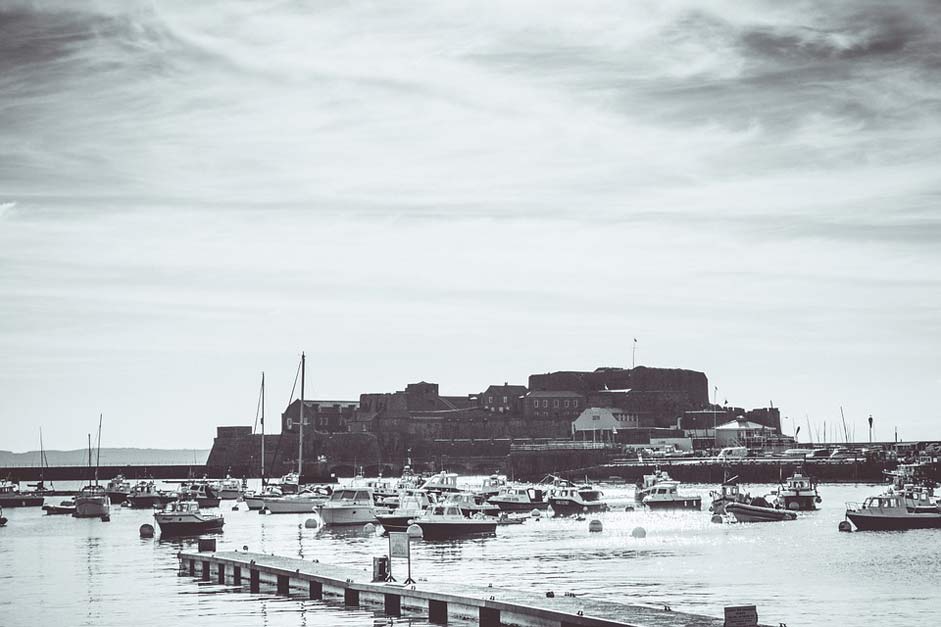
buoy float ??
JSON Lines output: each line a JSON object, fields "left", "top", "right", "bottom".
{"left": 711, "top": 514, "right": 723, "bottom": 524}
{"left": 816, "top": 496, "right": 823, "bottom": 504}
{"left": 788, "top": 502, "right": 800, "bottom": 511}
{"left": 838, "top": 520, "right": 852, "bottom": 533}
{"left": 530, "top": 509, "right": 542, "bottom": 518}
{"left": 588, "top": 519, "right": 603, "bottom": 533}
{"left": 304, "top": 518, "right": 319, "bottom": 529}
{"left": 363, "top": 522, "right": 376, "bottom": 533}
{"left": 624, "top": 504, "right": 634, "bottom": 512}
{"left": 631, "top": 526, "right": 647, "bottom": 538}
{"left": 406, "top": 523, "right": 423, "bottom": 538}
{"left": 139, "top": 523, "right": 155, "bottom": 538}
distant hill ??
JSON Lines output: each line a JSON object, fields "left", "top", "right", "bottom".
{"left": 0, "top": 448, "right": 209, "bottom": 467}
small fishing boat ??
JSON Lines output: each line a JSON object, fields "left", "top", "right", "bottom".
{"left": 442, "top": 492, "right": 500, "bottom": 517}
{"left": 709, "top": 477, "right": 748, "bottom": 514}
{"left": 243, "top": 485, "right": 283, "bottom": 511}
{"left": 316, "top": 487, "right": 380, "bottom": 526}
{"left": 261, "top": 486, "right": 332, "bottom": 514}
{"left": 488, "top": 485, "right": 550, "bottom": 512}
{"left": 727, "top": 497, "right": 797, "bottom": 523}
{"left": 174, "top": 481, "right": 221, "bottom": 508}
{"left": 43, "top": 498, "right": 77, "bottom": 515}
{"left": 213, "top": 475, "right": 244, "bottom": 500}
{"left": 845, "top": 486, "right": 941, "bottom": 531}
{"left": 642, "top": 481, "right": 702, "bottom": 510}
{"left": 376, "top": 491, "right": 437, "bottom": 532}
{"left": 0, "top": 480, "right": 44, "bottom": 508}
{"left": 634, "top": 469, "right": 672, "bottom": 502}
{"left": 73, "top": 485, "right": 111, "bottom": 519}
{"left": 105, "top": 475, "right": 132, "bottom": 505}
{"left": 549, "top": 484, "right": 608, "bottom": 516}
{"left": 413, "top": 504, "right": 498, "bottom": 540}
{"left": 127, "top": 481, "right": 175, "bottom": 509}
{"left": 155, "top": 500, "right": 224, "bottom": 537}
{"left": 417, "top": 472, "right": 462, "bottom": 496}
{"left": 774, "top": 473, "right": 821, "bottom": 511}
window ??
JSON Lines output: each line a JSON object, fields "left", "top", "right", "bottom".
{"left": 502, "top": 396, "right": 507, "bottom": 404}
{"left": 542, "top": 400, "right": 549, "bottom": 408}
{"left": 553, "top": 400, "right": 560, "bottom": 408}
{"left": 533, "top": 400, "right": 538, "bottom": 408}
{"left": 564, "top": 400, "right": 570, "bottom": 408}
{"left": 488, "top": 396, "right": 493, "bottom": 403}
{"left": 286, "top": 417, "right": 293, "bottom": 429}
{"left": 573, "top": 399, "right": 579, "bottom": 407}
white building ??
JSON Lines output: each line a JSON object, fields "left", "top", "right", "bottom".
{"left": 571, "top": 407, "right": 639, "bottom": 442}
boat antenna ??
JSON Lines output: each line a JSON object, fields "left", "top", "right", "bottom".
{"left": 260, "top": 371, "right": 266, "bottom": 486}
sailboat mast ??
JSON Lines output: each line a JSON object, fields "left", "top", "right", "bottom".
{"left": 261, "top": 371, "right": 266, "bottom": 485}
{"left": 95, "top": 413, "right": 102, "bottom": 486}
{"left": 39, "top": 428, "right": 45, "bottom": 486}
{"left": 87, "top": 433, "right": 92, "bottom": 485}
{"left": 298, "top": 352, "right": 305, "bottom": 480}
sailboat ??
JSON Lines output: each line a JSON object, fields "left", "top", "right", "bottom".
{"left": 73, "top": 415, "right": 112, "bottom": 519}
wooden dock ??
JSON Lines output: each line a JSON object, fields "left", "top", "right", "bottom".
{"left": 177, "top": 547, "right": 771, "bottom": 627}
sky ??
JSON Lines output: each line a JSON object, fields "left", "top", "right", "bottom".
{"left": 1, "top": 0, "right": 940, "bottom": 452}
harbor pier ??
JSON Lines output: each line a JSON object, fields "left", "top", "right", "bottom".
{"left": 178, "top": 548, "right": 771, "bottom": 627}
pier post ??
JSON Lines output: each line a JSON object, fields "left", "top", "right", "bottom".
{"left": 428, "top": 599, "right": 448, "bottom": 624}
{"left": 188, "top": 559, "right": 195, "bottom": 577}
{"left": 344, "top": 588, "right": 359, "bottom": 606}
{"left": 277, "top": 575, "right": 289, "bottom": 595}
{"left": 479, "top": 607, "right": 500, "bottom": 627}
{"left": 309, "top": 581, "right": 322, "bottom": 600}
{"left": 217, "top": 564, "right": 225, "bottom": 585}
{"left": 233, "top": 566, "right": 241, "bottom": 585}
{"left": 249, "top": 569, "right": 259, "bottom": 593}
{"left": 201, "top": 561, "right": 210, "bottom": 581}
{"left": 384, "top": 593, "right": 401, "bottom": 617}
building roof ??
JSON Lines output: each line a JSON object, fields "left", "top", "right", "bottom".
{"left": 572, "top": 407, "right": 622, "bottom": 432}
{"left": 716, "top": 419, "right": 772, "bottom": 431}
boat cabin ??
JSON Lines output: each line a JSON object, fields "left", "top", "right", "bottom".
{"left": 419, "top": 472, "right": 460, "bottom": 493}
{"left": 555, "top": 487, "right": 603, "bottom": 503}
{"left": 164, "top": 501, "right": 200, "bottom": 514}
{"left": 326, "top": 489, "right": 373, "bottom": 504}
{"left": 427, "top": 505, "right": 464, "bottom": 518}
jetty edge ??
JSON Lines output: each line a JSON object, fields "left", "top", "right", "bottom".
{"left": 177, "top": 547, "right": 772, "bottom": 626}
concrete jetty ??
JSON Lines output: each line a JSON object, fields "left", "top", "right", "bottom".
{"left": 178, "top": 547, "right": 771, "bottom": 626}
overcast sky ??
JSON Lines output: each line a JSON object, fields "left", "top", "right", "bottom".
{"left": 2, "top": 0, "right": 939, "bottom": 452}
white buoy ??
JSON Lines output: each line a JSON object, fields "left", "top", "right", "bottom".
{"left": 139, "top": 523, "right": 155, "bottom": 538}
{"left": 363, "top": 522, "right": 376, "bottom": 533}
{"left": 624, "top": 504, "right": 635, "bottom": 512}
{"left": 631, "top": 526, "right": 647, "bottom": 538}
{"left": 588, "top": 519, "right": 603, "bottom": 533}
{"left": 406, "top": 523, "right": 423, "bottom": 538}
{"left": 304, "top": 518, "right": 319, "bottom": 529}
{"left": 838, "top": 521, "right": 852, "bottom": 533}
{"left": 788, "top": 502, "right": 800, "bottom": 511}
{"left": 530, "top": 509, "right": 542, "bottom": 518}
{"left": 711, "top": 514, "right": 724, "bottom": 524}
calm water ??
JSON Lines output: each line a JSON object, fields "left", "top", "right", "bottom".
{"left": 1, "top": 480, "right": 938, "bottom": 626}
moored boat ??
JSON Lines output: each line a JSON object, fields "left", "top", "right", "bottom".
{"left": 774, "top": 473, "right": 821, "bottom": 511}
{"left": 417, "top": 472, "right": 462, "bottom": 496}
{"left": 634, "top": 469, "right": 672, "bottom": 502}
{"left": 413, "top": 504, "right": 498, "bottom": 540}
{"left": 127, "top": 481, "right": 175, "bottom": 509}
{"left": 261, "top": 486, "right": 332, "bottom": 513}
{"left": 709, "top": 478, "right": 747, "bottom": 514}
{"left": 73, "top": 485, "right": 111, "bottom": 519}
{"left": 43, "top": 498, "right": 77, "bottom": 515}
{"left": 213, "top": 475, "right": 244, "bottom": 500}
{"left": 727, "top": 500, "right": 797, "bottom": 523}
{"left": 488, "top": 485, "right": 550, "bottom": 512}
{"left": 641, "top": 481, "right": 701, "bottom": 510}
{"left": 376, "top": 491, "right": 437, "bottom": 532}
{"left": 106, "top": 474, "right": 132, "bottom": 505}
{"left": 174, "top": 481, "right": 221, "bottom": 508}
{"left": 442, "top": 491, "right": 500, "bottom": 517}
{"left": 549, "top": 484, "right": 608, "bottom": 516}
{"left": 316, "top": 487, "right": 380, "bottom": 526}
{"left": 0, "top": 480, "right": 44, "bottom": 508}
{"left": 155, "top": 500, "right": 224, "bottom": 537}
{"left": 845, "top": 485, "right": 941, "bottom": 531}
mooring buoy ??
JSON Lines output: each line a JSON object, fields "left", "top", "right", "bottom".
{"left": 406, "top": 523, "right": 423, "bottom": 538}
{"left": 838, "top": 520, "right": 852, "bottom": 532}
{"left": 304, "top": 518, "right": 319, "bottom": 529}
{"left": 588, "top": 519, "right": 603, "bottom": 532}
{"left": 139, "top": 523, "right": 155, "bottom": 538}
{"left": 631, "top": 526, "right": 647, "bottom": 538}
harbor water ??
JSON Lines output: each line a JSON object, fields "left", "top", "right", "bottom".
{"left": 2, "top": 481, "right": 938, "bottom": 626}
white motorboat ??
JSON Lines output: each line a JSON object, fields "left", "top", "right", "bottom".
{"left": 774, "top": 473, "right": 821, "bottom": 511}
{"left": 316, "top": 487, "right": 380, "bottom": 526}
{"left": 477, "top": 474, "right": 508, "bottom": 499}
{"left": 376, "top": 490, "right": 437, "bottom": 532}
{"left": 262, "top": 486, "right": 332, "bottom": 513}
{"left": 642, "top": 481, "right": 702, "bottom": 510}
{"left": 243, "top": 485, "right": 283, "bottom": 510}
{"left": 213, "top": 475, "right": 244, "bottom": 500}
{"left": 488, "top": 485, "right": 550, "bottom": 512}
{"left": 442, "top": 492, "right": 500, "bottom": 517}
{"left": 549, "top": 484, "right": 608, "bottom": 516}
{"left": 634, "top": 469, "right": 672, "bottom": 502}
{"left": 417, "top": 472, "right": 462, "bottom": 496}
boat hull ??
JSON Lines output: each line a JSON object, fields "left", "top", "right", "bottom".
{"left": 156, "top": 519, "right": 225, "bottom": 537}
{"left": 416, "top": 520, "right": 497, "bottom": 540}
{"left": 727, "top": 503, "right": 796, "bottom": 523}
{"left": 376, "top": 514, "right": 417, "bottom": 532}
{"left": 106, "top": 491, "right": 129, "bottom": 505}
{"left": 243, "top": 497, "right": 265, "bottom": 510}
{"left": 548, "top": 499, "right": 608, "bottom": 517}
{"left": 261, "top": 498, "right": 324, "bottom": 514}
{"left": 644, "top": 497, "right": 702, "bottom": 511}
{"left": 846, "top": 511, "right": 941, "bottom": 531}
{"left": 0, "top": 496, "right": 44, "bottom": 507}
{"left": 317, "top": 506, "right": 378, "bottom": 526}
{"left": 73, "top": 496, "right": 111, "bottom": 518}
{"left": 779, "top": 495, "right": 818, "bottom": 511}
{"left": 43, "top": 504, "right": 76, "bottom": 515}
{"left": 489, "top": 500, "right": 549, "bottom": 512}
